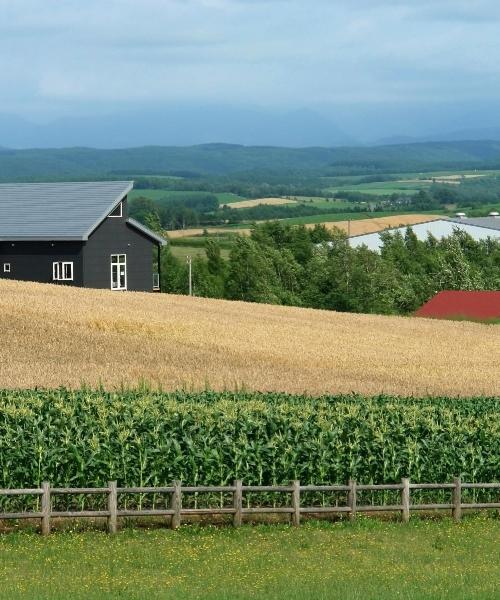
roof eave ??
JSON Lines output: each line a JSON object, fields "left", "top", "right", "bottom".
{"left": 126, "top": 218, "right": 168, "bottom": 246}
{"left": 0, "top": 236, "right": 84, "bottom": 242}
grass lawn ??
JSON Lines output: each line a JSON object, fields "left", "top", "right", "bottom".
{"left": 0, "top": 516, "right": 498, "bottom": 599}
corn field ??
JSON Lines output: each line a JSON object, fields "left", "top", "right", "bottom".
{"left": 0, "top": 389, "right": 498, "bottom": 512}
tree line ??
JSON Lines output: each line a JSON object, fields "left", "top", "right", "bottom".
{"left": 160, "top": 222, "right": 500, "bottom": 315}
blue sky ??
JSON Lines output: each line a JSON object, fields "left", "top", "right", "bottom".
{"left": 1, "top": 1, "right": 500, "bottom": 143}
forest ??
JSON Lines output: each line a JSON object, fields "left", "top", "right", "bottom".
{"left": 158, "top": 222, "right": 500, "bottom": 315}
{"left": 3, "top": 139, "right": 500, "bottom": 182}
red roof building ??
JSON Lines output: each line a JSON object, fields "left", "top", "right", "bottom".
{"left": 415, "top": 291, "right": 500, "bottom": 321}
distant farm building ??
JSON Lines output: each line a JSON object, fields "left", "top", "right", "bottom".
{"left": 415, "top": 291, "right": 500, "bottom": 321}
{"left": 0, "top": 181, "right": 167, "bottom": 292}
{"left": 349, "top": 215, "right": 500, "bottom": 251}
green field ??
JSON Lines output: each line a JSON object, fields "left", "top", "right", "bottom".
{"left": 293, "top": 196, "right": 356, "bottom": 209}
{"left": 168, "top": 232, "right": 235, "bottom": 259}
{"left": 321, "top": 169, "right": 500, "bottom": 198}
{"left": 128, "top": 165, "right": 500, "bottom": 230}
{"left": 328, "top": 181, "right": 425, "bottom": 196}
{"left": 129, "top": 189, "right": 246, "bottom": 205}
{"left": 169, "top": 245, "right": 231, "bottom": 260}
{"left": 0, "top": 518, "right": 498, "bottom": 599}
{"left": 217, "top": 192, "right": 249, "bottom": 204}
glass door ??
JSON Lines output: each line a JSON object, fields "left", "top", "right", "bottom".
{"left": 111, "top": 254, "right": 127, "bottom": 290}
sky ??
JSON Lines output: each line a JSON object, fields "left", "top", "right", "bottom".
{"left": 1, "top": 0, "right": 500, "bottom": 143}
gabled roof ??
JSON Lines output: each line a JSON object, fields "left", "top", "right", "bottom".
{"left": 348, "top": 217, "right": 446, "bottom": 240}
{"left": 415, "top": 291, "right": 500, "bottom": 321}
{"left": 448, "top": 217, "right": 500, "bottom": 231}
{"left": 0, "top": 181, "right": 133, "bottom": 241}
{"left": 127, "top": 218, "right": 168, "bottom": 246}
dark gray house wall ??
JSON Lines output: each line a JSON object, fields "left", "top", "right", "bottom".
{"left": 0, "top": 182, "right": 166, "bottom": 292}
{"left": 83, "top": 198, "right": 156, "bottom": 292}
{"left": 0, "top": 241, "right": 84, "bottom": 286}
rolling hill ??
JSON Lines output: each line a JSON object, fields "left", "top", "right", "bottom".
{"left": 1, "top": 140, "right": 500, "bottom": 181}
{"left": 0, "top": 279, "right": 498, "bottom": 396}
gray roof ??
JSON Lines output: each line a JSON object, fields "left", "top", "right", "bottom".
{"left": 0, "top": 181, "right": 133, "bottom": 241}
{"left": 127, "top": 218, "right": 167, "bottom": 246}
{"left": 448, "top": 217, "right": 500, "bottom": 231}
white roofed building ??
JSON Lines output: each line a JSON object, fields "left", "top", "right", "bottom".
{"left": 348, "top": 216, "right": 500, "bottom": 252}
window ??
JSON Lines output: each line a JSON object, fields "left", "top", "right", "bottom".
{"left": 53, "top": 262, "right": 74, "bottom": 281}
{"left": 108, "top": 201, "right": 123, "bottom": 218}
{"left": 3, "top": 263, "right": 10, "bottom": 273}
{"left": 111, "top": 254, "right": 127, "bottom": 290}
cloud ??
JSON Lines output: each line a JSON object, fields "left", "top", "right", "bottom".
{"left": 1, "top": 0, "right": 500, "bottom": 115}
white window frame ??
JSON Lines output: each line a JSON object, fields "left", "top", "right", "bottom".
{"left": 53, "top": 262, "right": 74, "bottom": 281}
{"left": 110, "top": 254, "right": 127, "bottom": 290}
{"left": 3, "top": 263, "right": 10, "bottom": 273}
{"left": 108, "top": 201, "right": 123, "bottom": 218}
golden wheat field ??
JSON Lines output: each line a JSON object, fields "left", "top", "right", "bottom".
{"left": 166, "top": 214, "right": 439, "bottom": 239}
{"left": 222, "top": 197, "right": 297, "bottom": 209}
{"left": 0, "top": 279, "right": 499, "bottom": 396}
{"left": 323, "top": 214, "right": 441, "bottom": 236}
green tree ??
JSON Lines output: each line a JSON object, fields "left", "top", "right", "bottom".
{"left": 433, "top": 236, "right": 484, "bottom": 291}
{"left": 225, "top": 237, "right": 280, "bottom": 304}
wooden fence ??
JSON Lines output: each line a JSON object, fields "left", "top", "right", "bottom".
{"left": 0, "top": 478, "right": 498, "bottom": 535}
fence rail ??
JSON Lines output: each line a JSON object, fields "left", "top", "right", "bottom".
{"left": 0, "top": 478, "right": 498, "bottom": 535}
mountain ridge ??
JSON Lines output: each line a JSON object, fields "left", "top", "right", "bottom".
{"left": 1, "top": 140, "right": 500, "bottom": 181}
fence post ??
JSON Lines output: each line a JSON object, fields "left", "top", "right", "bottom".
{"left": 233, "top": 480, "right": 243, "bottom": 527}
{"left": 291, "top": 480, "right": 300, "bottom": 527}
{"left": 348, "top": 479, "right": 357, "bottom": 521}
{"left": 401, "top": 478, "right": 410, "bottom": 523}
{"left": 452, "top": 477, "right": 462, "bottom": 522}
{"left": 108, "top": 481, "right": 118, "bottom": 534}
{"left": 41, "top": 481, "right": 51, "bottom": 536}
{"left": 171, "top": 481, "right": 182, "bottom": 530}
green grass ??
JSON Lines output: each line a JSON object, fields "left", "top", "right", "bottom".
{"left": 328, "top": 182, "right": 426, "bottom": 196}
{"left": 217, "top": 192, "right": 248, "bottom": 204}
{"left": 129, "top": 189, "right": 246, "bottom": 204}
{"left": 294, "top": 196, "right": 355, "bottom": 210}
{"left": 169, "top": 245, "right": 230, "bottom": 260}
{"left": 0, "top": 517, "right": 498, "bottom": 599}
{"left": 129, "top": 189, "right": 177, "bottom": 201}
{"left": 169, "top": 233, "right": 237, "bottom": 249}
{"left": 323, "top": 169, "right": 500, "bottom": 197}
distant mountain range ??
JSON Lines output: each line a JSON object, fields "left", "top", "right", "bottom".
{"left": 3, "top": 104, "right": 500, "bottom": 152}
{"left": 374, "top": 128, "right": 500, "bottom": 146}
{"left": 1, "top": 140, "right": 500, "bottom": 182}
{"left": 0, "top": 107, "right": 356, "bottom": 149}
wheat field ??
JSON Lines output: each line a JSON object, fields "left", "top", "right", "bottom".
{"left": 0, "top": 279, "right": 498, "bottom": 396}
{"left": 221, "top": 197, "right": 297, "bottom": 209}
{"left": 322, "top": 214, "right": 441, "bottom": 235}
{"left": 166, "top": 214, "right": 440, "bottom": 239}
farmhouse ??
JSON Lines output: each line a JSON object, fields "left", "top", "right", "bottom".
{"left": 0, "top": 181, "right": 166, "bottom": 292}
{"left": 349, "top": 215, "right": 500, "bottom": 251}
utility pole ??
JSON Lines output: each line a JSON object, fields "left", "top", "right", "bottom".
{"left": 187, "top": 255, "right": 193, "bottom": 296}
